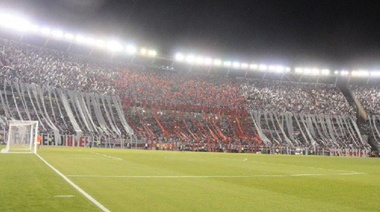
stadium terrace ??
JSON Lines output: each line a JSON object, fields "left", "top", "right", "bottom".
{"left": 0, "top": 11, "right": 379, "bottom": 156}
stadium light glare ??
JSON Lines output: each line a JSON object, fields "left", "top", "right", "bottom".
{"left": 126, "top": 45, "right": 137, "bottom": 54}
{"left": 40, "top": 27, "right": 51, "bottom": 36}
{"left": 295, "top": 67, "right": 303, "bottom": 73}
{"left": 370, "top": 71, "right": 380, "bottom": 77}
{"left": 84, "top": 37, "right": 96, "bottom": 46}
{"left": 140, "top": 48, "right": 147, "bottom": 55}
{"left": 321, "top": 69, "right": 330, "bottom": 75}
{"left": 175, "top": 53, "right": 185, "bottom": 61}
{"left": 195, "top": 56, "right": 204, "bottom": 64}
{"left": 75, "top": 35, "right": 86, "bottom": 44}
{"left": 64, "top": 33, "right": 74, "bottom": 40}
{"left": 107, "top": 40, "right": 123, "bottom": 52}
{"left": 186, "top": 55, "right": 195, "bottom": 63}
{"left": 250, "top": 64, "right": 258, "bottom": 70}
{"left": 232, "top": 62, "right": 241, "bottom": 68}
{"left": 148, "top": 50, "right": 157, "bottom": 57}
{"left": 204, "top": 57, "right": 213, "bottom": 66}
{"left": 0, "top": 14, "right": 31, "bottom": 32}
{"left": 51, "top": 30, "right": 64, "bottom": 39}
{"left": 285, "top": 67, "right": 291, "bottom": 72}
{"left": 303, "top": 68, "right": 312, "bottom": 75}
{"left": 95, "top": 39, "right": 106, "bottom": 48}
{"left": 223, "top": 61, "right": 232, "bottom": 67}
{"left": 213, "top": 59, "right": 222, "bottom": 66}
{"left": 269, "top": 65, "right": 285, "bottom": 72}
{"left": 241, "top": 63, "right": 249, "bottom": 69}
{"left": 259, "top": 64, "right": 268, "bottom": 71}
{"left": 27, "top": 24, "right": 40, "bottom": 33}
{"left": 351, "top": 70, "right": 369, "bottom": 77}
{"left": 340, "top": 70, "right": 349, "bottom": 76}
{"left": 274, "top": 66, "right": 285, "bottom": 73}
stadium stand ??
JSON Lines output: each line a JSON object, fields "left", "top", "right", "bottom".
{"left": 0, "top": 37, "right": 378, "bottom": 155}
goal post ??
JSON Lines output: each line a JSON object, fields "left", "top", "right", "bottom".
{"left": 1, "top": 121, "right": 39, "bottom": 154}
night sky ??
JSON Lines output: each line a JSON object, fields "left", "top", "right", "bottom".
{"left": 2, "top": 0, "right": 380, "bottom": 67}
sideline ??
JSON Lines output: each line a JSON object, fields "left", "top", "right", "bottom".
{"left": 36, "top": 154, "right": 111, "bottom": 212}
{"left": 66, "top": 172, "right": 365, "bottom": 179}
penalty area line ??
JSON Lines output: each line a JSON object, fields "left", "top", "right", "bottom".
{"left": 94, "top": 153, "right": 122, "bottom": 161}
{"left": 67, "top": 172, "right": 365, "bottom": 179}
{"left": 36, "top": 154, "right": 111, "bottom": 212}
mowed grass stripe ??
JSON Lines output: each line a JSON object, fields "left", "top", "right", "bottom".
{"left": 0, "top": 153, "right": 100, "bottom": 212}
{"left": 36, "top": 147, "right": 380, "bottom": 211}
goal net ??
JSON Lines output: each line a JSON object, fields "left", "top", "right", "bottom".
{"left": 1, "top": 121, "right": 39, "bottom": 154}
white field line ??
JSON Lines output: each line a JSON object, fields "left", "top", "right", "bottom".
{"left": 36, "top": 154, "right": 111, "bottom": 212}
{"left": 219, "top": 157, "right": 359, "bottom": 173}
{"left": 55, "top": 195, "right": 74, "bottom": 198}
{"left": 94, "top": 153, "right": 122, "bottom": 161}
{"left": 66, "top": 158, "right": 100, "bottom": 160}
{"left": 66, "top": 172, "right": 365, "bottom": 179}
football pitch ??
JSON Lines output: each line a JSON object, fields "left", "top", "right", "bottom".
{"left": 1, "top": 147, "right": 380, "bottom": 211}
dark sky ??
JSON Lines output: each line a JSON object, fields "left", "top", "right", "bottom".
{"left": 2, "top": 0, "right": 380, "bottom": 67}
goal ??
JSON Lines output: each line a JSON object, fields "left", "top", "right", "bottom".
{"left": 1, "top": 121, "right": 39, "bottom": 154}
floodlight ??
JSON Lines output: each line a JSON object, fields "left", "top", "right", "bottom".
{"left": 340, "top": 70, "right": 349, "bottom": 76}
{"left": 259, "top": 64, "right": 267, "bottom": 71}
{"left": 274, "top": 66, "right": 285, "bottom": 73}
{"left": 213, "top": 59, "right": 222, "bottom": 66}
{"left": 204, "top": 57, "right": 213, "bottom": 65}
{"left": 241, "top": 63, "right": 249, "bottom": 69}
{"left": 95, "top": 39, "right": 106, "bottom": 48}
{"left": 223, "top": 61, "right": 232, "bottom": 67}
{"left": 75, "top": 35, "right": 86, "bottom": 44}
{"left": 107, "top": 40, "right": 123, "bottom": 52}
{"left": 175, "top": 53, "right": 185, "bottom": 61}
{"left": 27, "top": 24, "right": 40, "bottom": 33}
{"left": 64, "top": 33, "right": 74, "bottom": 40}
{"left": 126, "top": 45, "right": 137, "bottom": 54}
{"left": 303, "top": 68, "right": 313, "bottom": 75}
{"left": 148, "top": 50, "right": 157, "bottom": 57}
{"left": 0, "top": 14, "right": 31, "bottom": 31}
{"left": 83, "top": 37, "right": 95, "bottom": 46}
{"left": 351, "top": 70, "right": 369, "bottom": 77}
{"left": 232, "top": 62, "right": 240, "bottom": 68}
{"left": 40, "top": 27, "right": 51, "bottom": 36}
{"left": 312, "top": 68, "right": 320, "bottom": 74}
{"left": 140, "top": 48, "right": 147, "bottom": 55}
{"left": 186, "top": 55, "right": 195, "bottom": 63}
{"left": 195, "top": 56, "right": 204, "bottom": 64}
{"left": 370, "top": 71, "right": 380, "bottom": 77}
{"left": 285, "top": 67, "right": 291, "bottom": 72}
{"left": 52, "top": 30, "right": 63, "bottom": 39}
{"left": 295, "top": 68, "right": 303, "bottom": 74}
{"left": 321, "top": 69, "right": 330, "bottom": 75}
{"left": 250, "top": 64, "right": 258, "bottom": 70}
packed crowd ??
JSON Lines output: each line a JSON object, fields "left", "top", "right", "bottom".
{"left": 0, "top": 37, "right": 380, "bottom": 149}
{"left": 114, "top": 68, "right": 244, "bottom": 109}
{"left": 241, "top": 80, "right": 354, "bottom": 115}
{"left": 113, "top": 67, "right": 357, "bottom": 116}
{"left": 351, "top": 85, "right": 380, "bottom": 115}
{"left": 0, "top": 38, "right": 359, "bottom": 116}
{"left": 0, "top": 38, "right": 117, "bottom": 95}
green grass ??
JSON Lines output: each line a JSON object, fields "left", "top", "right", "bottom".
{"left": 1, "top": 147, "right": 380, "bottom": 211}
